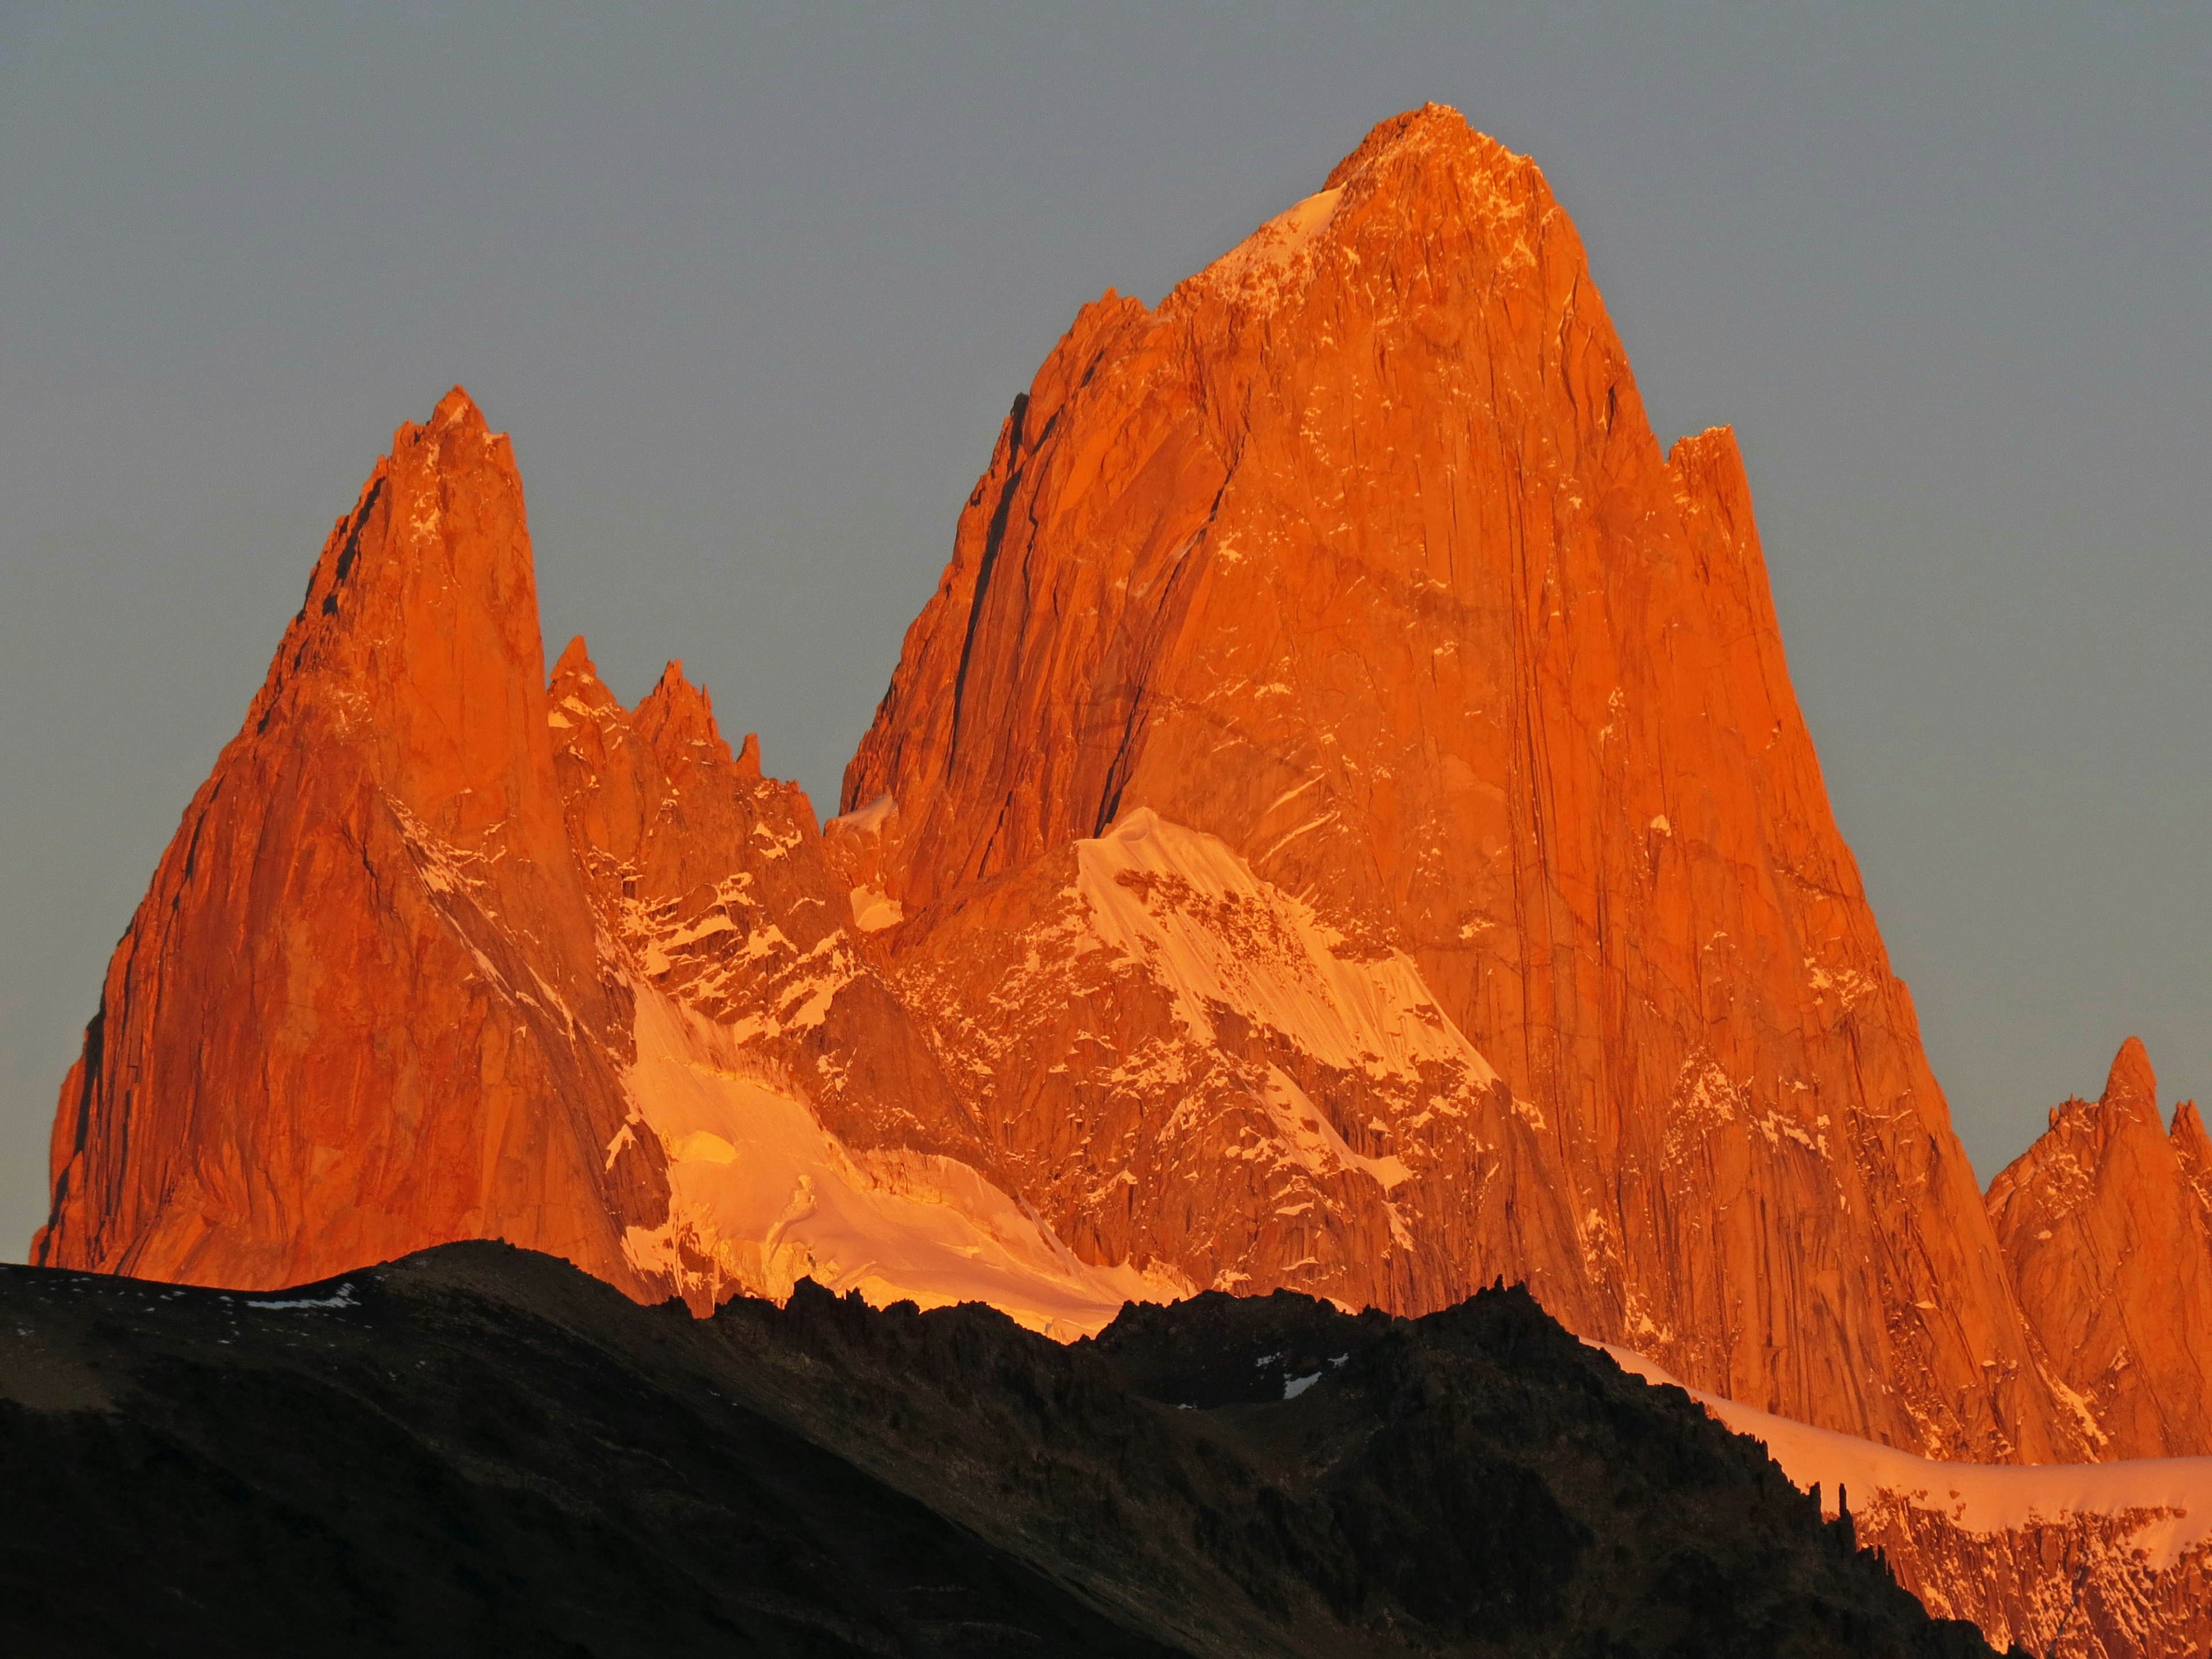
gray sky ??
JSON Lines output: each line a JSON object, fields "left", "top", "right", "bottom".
{"left": 2, "top": 2, "right": 2207, "bottom": 1257}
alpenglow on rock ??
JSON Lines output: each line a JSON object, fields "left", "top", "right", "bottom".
{"left": 840, "top": 104, "right": 2072, "bottom": 1461}
{"left": 43, "top": 108, "right": 2186, "bottom": 1482}
{"left": 36, "top": 393, "right": 670, "bottom": 1298}
{"left": 35, "top": 391, "right": 1174, "bottom": 1337}
{"left": 1986, "top": 1038, "right": 2212, "bottom": 1459}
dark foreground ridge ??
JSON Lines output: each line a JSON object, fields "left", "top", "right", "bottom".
{"left": 0, "top": 1243, "right": 2005, "bottom": 1658}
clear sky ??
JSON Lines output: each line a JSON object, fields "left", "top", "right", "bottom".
{"left": 2, "top": 2, "right": 2207, "bottom": 1257}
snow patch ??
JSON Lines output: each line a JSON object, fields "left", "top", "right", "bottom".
{"left": 1594, "top": 1342, "right": 2212, "bottom": 1570}
{"left": 618, "top": 983, "right": 1183, "bottom": 1338}
{"left": 1194, "top": 187, "right": 1345, "bottom": 310}
{"left": 245, "top": 1285, "right": 358, "bottom": 1312}
{"left": 826, "top": 793, "right": 897, "bottom": 838}
{"left": 1074, "top": 808, "right": 1500, "bottom": 1089}
{"left": 1261, "top": 1069, "right": 1412, "bottom": 1195}
{"left": 847, "top": 886, "right": 905, "bottom": 932}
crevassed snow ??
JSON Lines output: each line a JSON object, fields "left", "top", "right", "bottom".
{"left": 1594, "top": 1343, "right": 2212, "bottom": 1570}
{"left": 618, "top": 984, "right": 1185, "bottom": 1338}
{"left": 1075, "top": 808, "right": 1499, "bottom": 1089}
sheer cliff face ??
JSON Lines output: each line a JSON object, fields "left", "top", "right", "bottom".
{"left": 40, "top": 105, "right": 2164, "bottom": 1469}
{"left": 1987, "top": 1040, "right": 2212, "bottom": 1459}
{"left": 33, "top": 395, "right": 1153, "bottom": 1332}
{"left": 843, "top": 105, "right": 2065, "bottom": 1459}
{"left": 34, "top": 392, "right": 669, "bottom": 1296}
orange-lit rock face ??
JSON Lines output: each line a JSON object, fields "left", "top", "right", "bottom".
{"left": 1986, "top": 1039, "right": 2212, "bottom": 1459}
{"left": 35, "top": 392, "right": 670, "bottom": 1296}
{"left": 844, "top": 105, "right": 2071, "bottom": 1459}
{"left": 54, "top": 106, "right": 2212, "bottom": 1475}
{"left": 34, "top": 393, "right": 1165, "bottom": 1334}
{"left": 543, "top": 642, "right": 998, "bottom": 1195}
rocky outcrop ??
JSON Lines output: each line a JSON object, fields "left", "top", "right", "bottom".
{"left": 842, "top": 104, "right": 2069, "bottom": 1461}
{"left": 33, "top": 392, "right": 668, "bottom": 1297}
{"left": 545, "top": 642, "right": 990, "bottom": 1180}
{"left": 1861, "top": 1497, "right": 2212, "bottom": 1659}
{"left": 33, "top": 392, "right": 1162, "bottom": 1334}
{"left": 2170, "top": 1097, "right": 2212, "bottom": 1218}
{"left": 1986, "top": 1039, "right": 2212, "bottom": 1459}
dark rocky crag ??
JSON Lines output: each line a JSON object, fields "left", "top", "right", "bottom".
{"left": 0, "top": 1243, "right": 2002, "bottom": 1658}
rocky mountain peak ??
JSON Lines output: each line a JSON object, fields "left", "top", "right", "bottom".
{"left": 1988, "top": 1039, "right": 2212, "bottom": 1457}
{"left": 33, "top": 114, "right": 2212, "bottom": 1659}
{"left": 842, "top": 107, "right": 2075, "bottom": 1461}
{"left": 2171, "top": 1099, "right": 2212, "bottom": 1216}
{"left": 547, "top": 634, "right": 623, "bottom": 725}
{"left": 2099, "top": 1034, "right": 2161, "bottom": 1127}
{"left": 33, "top": 393, "right": 662, "bottom": 1297}
{"left": 632, "top": 660, "right": 736, "bottom": 771}
{"left": 550, "top": 632, "right": 599, "bottom": 683}
{"left": 1324, "top": 101, "right": 1479, "bottom": 183}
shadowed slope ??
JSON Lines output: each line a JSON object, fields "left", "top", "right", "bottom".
{"left": 0, "top": 1242, "right": 2003, "bottom": 1659}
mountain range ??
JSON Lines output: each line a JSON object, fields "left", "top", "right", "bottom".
{"left": 25, "top": 106, "right": 2212, "bottom": 1656}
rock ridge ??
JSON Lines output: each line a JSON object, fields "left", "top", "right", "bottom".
{"left": 842, "top": 104, "right": 2073, "bottom": 1461}
{"left": 1987, "top": 1038, "right": 2212, "bottom": 1459}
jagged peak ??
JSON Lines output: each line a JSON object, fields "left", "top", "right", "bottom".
{"left": 546, "top": 634, "right": 620, "bottom": 726}
{"left": 2175, "top": 1098, "right": 2211, "bottom": 1152}
{"left": 431, "top": 382, "right": 480, "bottom": 422}
{"left": 384, "top": 384, "right": 503, "bottom": 476}
{"left": 1667, "top": 427, "right": 1752, "bottom": 523}
{"left": 245, "top": 388, "right": 546, "bottom": 827}
{"left": 307, "top": 389, "right": 522, "bottom": 597}
{"left": 551, "top": 635, "right": 598, "bottom": 682}
{"left": 2101, "top": 1036, "right": 2162, "bottom": 1128}
{"left": 1171, "top": 104, "right": 1551, "bottom": 321}
{"left": 1991, "top": 1038, "right": 2177, "bottom": 1214}
{"left": 647, "top": 659, "right": 700, "bottom": 704}
{"left": 2173, "top": 1101, "right": 2212, "bottom": 1210}
{"left": 430, "top": 384, "right": 484, "bottom": 431}
{"left": 632, "top": 660, "right": 735, "bottom": 768}
{"left": 1324, "top": 101, "right": 1512, "bottom": 190}
{"left": 1668, "top": 425, "right": 1743, "bottom": 472}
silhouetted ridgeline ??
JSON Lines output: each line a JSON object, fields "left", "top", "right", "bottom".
{"left": 0, "top": 1243, "right": 2002, "bottom": 1657}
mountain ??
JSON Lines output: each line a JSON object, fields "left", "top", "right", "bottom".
{"left": 35, "top": 393, "right": 666, "bottom": 1299}
{"left": 32, "top": 392, "right": 1168, "bottom": 1336}
{"left": 1985, "top": 1039, "right": 2212, "bottom": 1458}
{"left": 0, "top": 1241, "right": 2006, "bottom": 1658}
{"left": 29, "top": 103, "right": 2212, "bottom": 1657}
{"left": 838, "top": 104, "right": 2064, "bottom": 1462}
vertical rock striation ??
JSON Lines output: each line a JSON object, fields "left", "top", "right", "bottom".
{"left": 34, "top": 106, "right": 2212, "bottom": 1659}
{"left": 1987, "top": 1039, "right": 2212, "bottom": 1459}
{"left": 33, "top": 392, "right": 1169, "bottom": 1332}
{"left": 35, "top": 392, "right": 669, "bottom": 1295}
{"left": 843, "top": 104, "right": 2069, "bottom": 1460}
